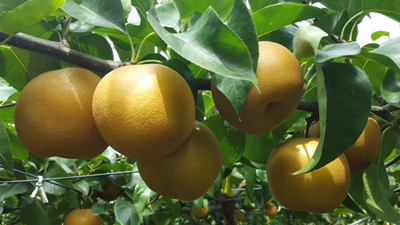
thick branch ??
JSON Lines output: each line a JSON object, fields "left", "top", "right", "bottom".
{"left": 0, "top": 31, "right": 120, "bottom": 73}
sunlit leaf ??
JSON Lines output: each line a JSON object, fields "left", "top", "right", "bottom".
{"left": 315, "top": 42, "right": 361, "bottom": 62}
{"left": 253, "top": 3, "right": 327, "bottom": 39}
{"left": 293, "top": 25, "right": 328, "bottom": 59}
{"left": 61, "top": 0, "right": 126, "bottom": 33}
{"left": 0, "top": 121, "right": 13, "bottom": 175}
{"left": 0, "top": 0, "right": 64, "bottom": 35}
{"left": 114, "top": 198, "right": 141, "bottom": 225}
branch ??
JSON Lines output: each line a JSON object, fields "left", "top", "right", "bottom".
{"left": 385, "top": 154, "right": 400, "bottom": 168}
{"left": 0, "top": 31, "right": 120, "bottom": 73}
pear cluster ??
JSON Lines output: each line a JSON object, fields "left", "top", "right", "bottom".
{"left": 14, "top": 64, "right": 223, "bottom": 201}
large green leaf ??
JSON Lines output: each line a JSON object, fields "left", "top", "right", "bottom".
{"left": 295, "top": 62, "right": 372, "bottom": 174}
{"left": 363, "top": 164, "right": 400, "bottom": 223}
{"left": 133, "top": 181, "right": 154, "bottom": 219}
{"left": 243, "top": 165, "right": 256, "bottom": 201}
{"left": 20, "top": 201, "right": 51, "bottom": 225}
{"left": 173, "top": 0, "right": 234, "bottom": 20}
{"left": 131, "top": 0, "right": 157, "bottom": 17}
{"left": 315, "top": 42, "right": 361, "bottom": 62}
{"left": 362, "top": 0, "right": 400, "bottom": 22}
{"left": 0, "top": 46, "right": 61, "bottom": 91}
{"left": 61, "top": 0, "right": 126, "bottom": 33}
{"left": 361, "top": 37, "right": 400, "bottom": 73}
{"left": 242, "top": 133, "right": 275, "bottom": 165}
{"left": 0, "top": 183, "right": 29, "bottom": 202}
{"left": 148, "top": 4, "right": 257, "bottom": 85}
{"left": 253, "top": 3, "right": 327, "bottom": 39}
{"left": 0, "top": 0, "right": 64, "bottom": 35}
{"left": 203, "top": 115, "right": 245, "bottom": 168}
{"left": 352, "top": 59, "right": 387, "bottom": 95}
{"left": 42, "top": 161, "right": 72, "bottom": 195}
{"left": 211, "top": 0, "right": 259, "bottom": 116}
{"left": 114, "top": 198, "right": 141, "bottom": 225}
{"left": 68, "top": 33, "right": 113, "bottom": 61}
{"left": 381, "top": 70, "right": 400, "bottom": 107}
{"left": 6, "top": 127, "right": 29, "bottom": 162}
{"left": 0, "top": 121, "right": 13, "bottom": 175}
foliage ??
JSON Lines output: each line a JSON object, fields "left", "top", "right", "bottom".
{"left": 0, "top": 0, "right": 400, "bottom": 224}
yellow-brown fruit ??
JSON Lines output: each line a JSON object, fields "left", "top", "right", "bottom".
{"left": 234, "top": 210, "right": 245, "bottom": 222}
{"left": 305, "top": 118, "right": 381, "bottom": 171}
{"left": 344, "top": 117, "right": 381, "bottom": 171}
{"left": 307, "top": 121, "right": 320, "bottom": 138}
{"left": 137, "top": 121, "right": 222, "bottom": 201}
{"left": 211, "top": 41, "right": 303, "bottom": 135}
{"left": 14, "top": 68, "right": 108, "bottom": 159}
{"left": 264, "top": 203, "right": 277, "bottom": 217}
{"left": 64, "top": 209, "right": 102, "bottom": 225}
{"left": 97, "top": 179, "right": 122, "bottom": 201}
{"left": 92, "top": 64, "right": 195, "bottom": 161}
{"left": 191, "top": 205, "right": 209, "bottom": 217}
{"left": 266, "top": 138, "right": 351, "bottom": 214}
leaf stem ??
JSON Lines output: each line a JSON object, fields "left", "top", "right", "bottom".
{"left": 340, "top": 11, "right": 364, "bottom": 41}
{"left": 0, "top": 34, "right": 14, "bottom": 45}
{"left": 133, "top": 32, "right": 156, "bottom": 64}
{"left": 349, "top": 16, "right": 363, "bottom": 42}
{"left": 126, "top": 31, "right": 136, "bottom": 62}
{"left": 136, "top": 59, "right": 164, "bottom": 65}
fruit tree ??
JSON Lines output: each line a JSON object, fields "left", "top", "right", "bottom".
{"left": 0, "top": 0, "right": 400, "bottom": 225}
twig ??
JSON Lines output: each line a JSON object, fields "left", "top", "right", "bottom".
{"left": 385, "top": 154, "right": 400, "bottom": 168}
{"left": 73, "top": 156, "right": 125, "bottom": 183}
{"left": 146, "top": 194, "right": 161, "bottom": 206}
{"left": 60, "top": 16, "right": 72, "bottom": 48}
{"left": 0, "top": 102, "right": 16, "bottom": 108}
{"left": 0, "top": 31, "right": 120, "bottom": 73}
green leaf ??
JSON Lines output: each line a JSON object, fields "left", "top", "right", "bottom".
{"left": 61, "top": 0, "right": 126, "bottom": 33}
{"left": 363, "top": 163, "right": 400, "bottom": 223}
{"left": 20, "top": 201, "right": 51, "bottom": 225}
{"left": 211, "top": 0, "right": 259, "bottom": 117}
{"left": 348, "top": 170, "right": 374, "bottom": 215}
{"left": 352, "top": 59, "right": 387, "bottom": 95}
{"left": 272, "top": 110, "right": 309, "bottom": 144}
{"left": 295, "top": 62, "right": 372, "bottom": 174}
{"left": 248, "top": 0, "right": 275, "bottom": 12}
{"left": 148, "top": 4, "right": 257, "bottom": 85}
{"left": 243, "top": 165, "right": 256, "bottom": 202}
{"left": 361, "top": 37, "right": 400, "bottom": 73}
{"left": 72, "top": 180, "right": 90, "bottom": 196}
{"left": 42, "top": 161, "right": 72, "bottom": 195}
{"left": 173, "top": 0, "right": 233, "bottom": 20}
{"left": 68, "top": 33, "right": 113, "bottom": 61}
{"left": 242, "top": 133, "right": 275, "bottom": 165}
{"left": 293, "top": 25, "right": 328, "bottom": 59}
{"left": 256, "top": 170, "right": 273, "bottom": 206}
{"left": 163, "top": 197, "right": 181, "bottom": 220}
{"left": 342, "top": 194, "right": 364, "bottom": 213}
{"left": 371, "top": 31, "right": 390, "bottom": 41}
{"left": 203, "top": 115, "right": 245, "bottom": 168}
{"left": 133, "top": 181, "right": 154, "bottom": 217}
{"left": 253, "top": 3, "right": 327, "bottom": 39}
{"left": 362, "top": 0, "right": 400, "bottom": 23}
{"left": 380, "top": 126, "right": 400, "bottom": 162}
{"left": 0, "top": 183, "right": 29, "bottom": 201}
{"left": 114, "top": 197, "right": 141, "bottom": 225}
{"left": 0, "top": 0, "right": 64, "bottom": 35}
{"left": 6, "top": 127, "right": 29, "bottom": 162}
{"left": 0, "top": 121, "right": 13, "bottom": 175}
{"left": 315, "top": 42, "right": 361, "bottom": 62}
{"left": 0, "top": 46, "right": 61, "bottom": 91}
{"left": 92, "top": 201, "right": 109, "bottom": 215}
{"left": 381, "top": 70, "right": 400, "bottom": 107}
{"left": 131, "top": 0, "right": 157, "bottom": 17}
